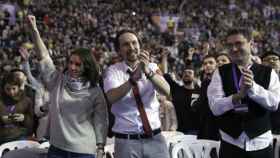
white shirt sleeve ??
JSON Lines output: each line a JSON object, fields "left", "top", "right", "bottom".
{"left": 247, "top": 69, "right": 280, "bottom": 111}
{"left": 103, "top": 66, "right": 123, "bottom": 93}
{"left": 22, "top": 61, "right": 43, "bottom": 90}
{"left": 207, "top": 70, "right": 235, "bottom": 116}
{"left": 149, "top": 63, "right": 159, "bottom": 72}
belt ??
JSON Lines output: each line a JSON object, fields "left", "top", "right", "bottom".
{"left": 114, "top": 128, "right": 161, "bottom": 140}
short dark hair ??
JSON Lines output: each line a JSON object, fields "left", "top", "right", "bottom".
{"left": 184, "top": 64, "right": 195, "bottom": 71}
{"left": 261, "top": 51, "right": 280, "bottom": 59}
{"left": 226, "top": 27, "right": 252, "bottom": 41}
{"left": 216, "top": 53, "right": 231, "bottom": 61}
{"left": 1, "top": 72, "right": 21, "bottom": 90}
{"left": 114, "top": 29, "right": 141, "bottom": 52}
{"left": 202, "top": 54, "right": 216, "bottom": 63}
{"left": 10, "top": 68, "right": 27, "bottom": 76}
{"left": 70, "top": 48, "right": 100, "bottom": 87}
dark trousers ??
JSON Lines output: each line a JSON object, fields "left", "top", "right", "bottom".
{"left": 219, "top": 141, "right": 273, "bottom": 158}
{"left": 48, "top": 145, "right": 95, "bottom": 158}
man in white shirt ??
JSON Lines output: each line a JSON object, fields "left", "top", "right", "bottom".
{"left": 207, "top": 28, "right": 280, "bottom": 158}
{"left": 103, "top": 29, "right": 170, "bottom": 158}
{"left": 261, "top": 52, "right": 280, "bottom": 135}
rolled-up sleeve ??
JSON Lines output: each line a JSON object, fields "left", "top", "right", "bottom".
{"left": 207, "top": 70, "right": 235, "bottom": 116}
{"left": 22, "top": 61, "right": 43, "bottom": 90}
{"left": 103, "top": 66, "right": 121, "bottom": 93}
{"left": 248, "top": 70, "right": 280, "bottom": 111}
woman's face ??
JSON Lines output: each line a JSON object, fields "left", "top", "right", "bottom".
{"left": 4, "top": 83, "right": 20, "bottom": 98}
{"left": 217, "top": 55, "right": 231, "bottom": 67}
{"left": 67, "top": 54, "right": 83, "bottom": 78}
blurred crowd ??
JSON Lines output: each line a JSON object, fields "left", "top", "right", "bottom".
{"left": 0, "top": 0, "right": 278, "bottom": 73}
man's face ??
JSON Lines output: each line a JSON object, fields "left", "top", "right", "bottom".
{"left": 118, "top": 32, "right": 140, "bottom": 64}
{"left": 226, "top": 34, "right": 251, "bottom": 65}
{"left": 67, "top": 54, "right": 83, "bottom": 78}
{"left": 4, "top": 83, "right": 20, "bottom": 98}
{"left": 201, "top": 42, "right": 210, "bottom": 54}
{"left": 182, "top": 69, "right": 195, "bottom": 84}
{"left": 262, "top": 55, "right": 280, "bottom": 72}
{"left": 202, "top": 57, "right": 217, "bottom": 75}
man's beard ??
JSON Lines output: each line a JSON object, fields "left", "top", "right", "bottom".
{"left": 232, "top": 50, "right": 251, "bottom": 66}
{"left": 126, "top": 51, "right": 139, "bottom": 62}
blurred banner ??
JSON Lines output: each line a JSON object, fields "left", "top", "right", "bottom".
{"left": 151, "top": 15, "right": 179, "bottom": 33}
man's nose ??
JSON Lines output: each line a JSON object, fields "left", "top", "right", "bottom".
{"left": 70, "top": 64, "right": 76, "bottom": 70}
{"left": 9, "top": 91, "right": 15, "bottom": 96}
{"left": 232, "top": 45, "right": 238, "bottom": 52}
{"left": 129, "top": 43, "right": 135, "bottom": 50}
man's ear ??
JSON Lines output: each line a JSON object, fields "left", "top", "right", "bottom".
{"left": 115, "top": 51, "right": 121, "bottom": 58}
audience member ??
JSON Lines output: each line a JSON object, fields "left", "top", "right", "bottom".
{"left": 103, "top": 29, "right": 170, "bottom": 158}
{"left": 195, "top": 55, "right": 220, "bottom": 141}
{"left": 0, "top": 72, "right": 34, "bottom": 144}
{"left": 208, "top": 28, "right": 280, "bottom": 158}
{"left": 28, "top": 15, "right": 108, "bottom": 158}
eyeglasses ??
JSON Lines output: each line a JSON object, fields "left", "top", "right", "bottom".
{"left": 225, "top": 41, "right": 247, "bottom": 50}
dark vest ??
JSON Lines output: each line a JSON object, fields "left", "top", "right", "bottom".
{"left": 218, "top": 63, "right": 272, "bottom": 139}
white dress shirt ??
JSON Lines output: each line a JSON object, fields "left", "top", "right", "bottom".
{"left": 103, "top": 61, "right": 162, "bottom": 134}
{"left": 208, "top": 68, "right": 280, "bottom": 151}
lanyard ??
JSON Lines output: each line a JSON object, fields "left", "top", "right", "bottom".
{"left": 232, "top": 64, "right": 241, "bottom": 92}
{"left": 232, "top": 64, "right": 252, "bottom": 92}
{"left": 6, "top": 105, "right": 16, "bottom": 114}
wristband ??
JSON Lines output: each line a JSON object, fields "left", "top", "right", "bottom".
{"left": 40, "top": 106, "right": 46, "bottom": 113}
{"left": 96, "top": 143, "right": 105, "bottom": 150}
{"left": 97, "top": 146, "right": 104, "bottom": 150}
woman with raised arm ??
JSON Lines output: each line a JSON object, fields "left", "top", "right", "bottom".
{"left": 27, "top": 15, "right": 108, "bottom": 158}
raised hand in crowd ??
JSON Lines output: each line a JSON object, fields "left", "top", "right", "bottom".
{"left": 27, "top": 15, "right": 38, "bottom": 31}
{"left": 186, "top": 47, "right": 196, "bottom": 61}
{"left": 161, "top": 47, "right": 170, "bottom": 74}
{"left": 161, "top": 47, "right": 170, "bottom": 57}
{"left": 26, "top": 15, "right": 49, "bottom": 60}
{"left": 19, "top": 46, "right": 30, "bottom": 62}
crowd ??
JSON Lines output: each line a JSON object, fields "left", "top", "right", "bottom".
{"left": 0, "top": 0, "right": 278, "bottom": 73}
{"left": 0, "top": 0, "right": 280, "bottom": 158}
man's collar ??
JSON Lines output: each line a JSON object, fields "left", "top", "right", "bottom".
{"left": 122, "top": 61, "right": 139, "bottom": 72}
